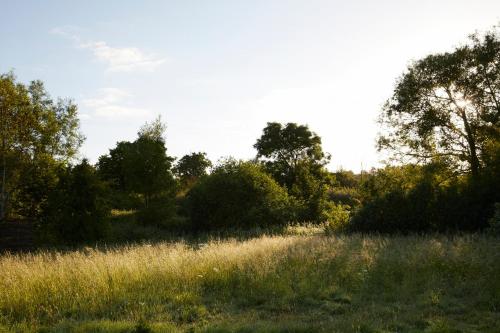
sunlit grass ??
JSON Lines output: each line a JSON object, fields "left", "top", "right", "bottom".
{"left": 1, "top": 233, "right": 499, "bottom": 332}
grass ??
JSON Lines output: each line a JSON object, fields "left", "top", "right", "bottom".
{"left": 1, "top": 232, "right": 499, "bottom": 332}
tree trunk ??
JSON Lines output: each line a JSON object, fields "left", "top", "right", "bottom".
{"left": 460, "top": 109, "right": 480, "bottom": 178}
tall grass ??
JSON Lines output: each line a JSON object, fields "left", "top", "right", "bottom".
{"left": 1, "top": 234, "right": 499, "bottom": 332}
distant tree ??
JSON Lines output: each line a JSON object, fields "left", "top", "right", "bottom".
{"left": 0, "top": 72, "right": 83, "bottom": 220}
{"left": 137, "top": 116, "right": 167, "bottom": 142}
{"left": 329, "top": 169, "right": 362, "bottom": 209}
{"left": 254, "top": 122, "right": 334, "bottom": 222}
{"left": 173, "top": 152, "right": 212, "bottom": 188}
{"left": 254, "top": 122, "right": 329, "bottom": 187}
{"left": 97, "top": 119, "right": 176, "bottom": 224}
{"left": 333, "top": 170, "right": 360, "bottom": 188}
{"left": 122, "top": 136, "right": 176, "bottom": 208}
{"left": 378, "top": 28, "right": 500, "bottom": 177}
{"left": 97, "top": 141, "right": 133, "bottom": 194}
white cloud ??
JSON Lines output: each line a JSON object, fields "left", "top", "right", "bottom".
{"left": 81, "top": 88, "right": 151, "bottom": 119}
{"left": 78, "top": 41, "right": 166, "bottom": 72}
{"left": 51, "top": 27, "right": 167, "bottom": 72}
{"left": 82, "top": 88, "right": 130, "bottom": 108}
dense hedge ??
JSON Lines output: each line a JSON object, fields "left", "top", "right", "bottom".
{"left": 350, "top": 171, "right": 500, "bottom": 234}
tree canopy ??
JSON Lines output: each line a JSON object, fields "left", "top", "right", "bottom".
{"left": 378, "top": 28, "right": 500, "bottom": 177}
{"left": 0, "top": 72, "right": 83, "bottom": 219}
{"left": 254, "top": 122, "right": 329, "bottom": 187}
{"left": 97, "top": 118, "right": 175, "bottom": 209}
{"left": 173, "top": 152, "right": 212, "bottom": 188}
{"left": 255, "top": 122, "right": 327, "bottom": 167}
{"left": 254, "top": 122, "right": 334, "bottom": 222}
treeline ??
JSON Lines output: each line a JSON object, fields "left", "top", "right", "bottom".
{"left": 0, "top": 27, "right": 499, "bottom": 244}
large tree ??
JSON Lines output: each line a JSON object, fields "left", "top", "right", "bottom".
{"left": 378, "top": 28, "right": 500, "bottom": 177}
{"left": 254, "top": 122, "right": 333, "bottom": 222}
{"left": 97, "top": 117, "right": 175, "bottom": 208}
{"left": 254, "top": 122, "right": 329, "bottom": 188}
{"left": 0, "top": 73, "right": 83, "bottom": 220}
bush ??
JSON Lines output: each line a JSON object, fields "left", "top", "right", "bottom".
{"left": 40, "top": 160, "right": 110, "bottom": 244}
{"left": 323, "top": 203, "right": 351, "bottom": 234}
{"left": 136, "top": 195, "right": 176, "bottom": 227}
{"left": 187, "top": 160, "right": 293, "bottom": 230}
{"left": 287, "top": 163, "right": 334, "bottom": 223}
{"left": 487, "top": 203, "right": 500, "bottom": 234}
{"left": 328, "top": 186, "right": 362, "bottom": 209}
{"left": 350, "top": 170, "right": 499, "bottom": 234}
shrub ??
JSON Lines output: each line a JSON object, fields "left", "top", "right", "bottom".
{"left": 40, "top": 160, "right": 110, "bottom": 244}
{"left": 287, "top": 162, "right": 335, "bottom": 223}
{"left": 328, "top": 186, "right": 362, "bottom": 208}
{"left": 350, "top": 171, "right": 499, "bottom": 233}
{"left": 323, "top": 203, "right": 351, "bottom": 233}
{"left": 136, "top": 195, "right": 176, "bottom": 227}
{"left": 487, "top": 203, "right": 500, "bottom": 234}
{"left": 187, "top": 160, "right": 293, "bottom": 230}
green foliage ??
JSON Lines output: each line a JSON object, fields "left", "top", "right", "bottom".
{"left": 97, "top": 119, "right": 176, "bottom": 225}
{"left": 366, "top": 28, "right": 500, "bottom": 233}
{"left": 173, "top": 152, "right": 212, "bottom": 190}
{"left": 487, "top": 203, "right": 500, "bottom": 234}
{"left": 351, "top": 186, "right": 431, "bottom": 233}
{"left": 327, "top": 186, "right": 362, "bottom": 209}
{"left": 350, "top": 164, "right": 500, "bottom": 233}
{"left": 378, "top": 27, "right": 500, "bottom": 177}
{"left": 122, "top": 136, "right": 176, "bottom": 205}
{"left": 323, "top": 203, "right": 351, "bottom": 233}
{"left": 137, "top": 116, "right": 167, "bottom": 142}
{"left": 254, "top": 122, "right": 329, "bottom": 189}
{"left": 97, "top": 141, "right": 134, "bottom": 194}
{"left": 287, "top": 161, "right": 336, "bottom": 222}
{"left": 254, "top": 122, "right": 334, "bottom": 222}
{"left": 333, "top": 170, "right": 360, "bottom": 188}
{"left": 10, "top": 158, "right": 60, "bottom": 218}
{"left": 187, "top": 160, "right": 292, "bottom": 230}
{"left": 0, "top": 72, "right": 83, "bottom": 220}
{"left": 136, "top": 195, "right": 176, "bottom": 227}
{"left": 40, "top": 160, "right": 110, "bottom": 244}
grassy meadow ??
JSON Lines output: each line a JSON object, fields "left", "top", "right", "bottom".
{"left": 1, "top": 231, "right": 500, "bottom": 333}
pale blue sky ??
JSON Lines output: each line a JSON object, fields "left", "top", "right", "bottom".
{"left": 1, "top": 1, "right": 499, "bottom": 171}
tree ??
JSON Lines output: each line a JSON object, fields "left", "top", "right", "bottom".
{"left": 187, "top": 160, "right": 292, "bottom": 230}
{"left": 378, "top": 28, "right": 500, "bottom": 177}
{"left": 173, "top": 152, "right": 212, "bottom": 188}
{"left": 137, "top": 116, "right": 167, "bottom": 142}
{"left": 122, "top": 136, "right": 176, "bottom": 208}
{"left": 97, "top": 118, "right": 176, "bottom": 212}
{"left": 350, "top": 163, "right": 498, "bottom": 233}
{"left": 254, "top": 122, "right": 330, "bottom": 188}
{"left": 254, "top": 122, "right": 333, "bottom": 222}
{"left": 0, "top": 72, "right": 83, "bottom": 220}
{"left": 41, "top": 160, "right": 109, "bottom": 244}
{"left": 97, "top": 141, "right": 133, "bottom": 194}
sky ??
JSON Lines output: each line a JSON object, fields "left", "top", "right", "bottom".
{"left": 1, "top": 1, "right": 499, "bottom": 172}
